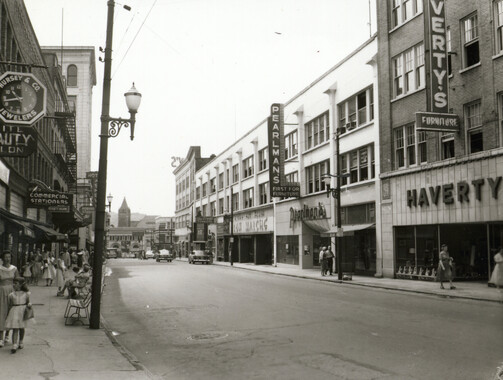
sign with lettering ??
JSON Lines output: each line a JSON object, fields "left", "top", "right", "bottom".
{"left": 86, "top": 171, "right": 98, "bottom": 180}
{"left": 196, "top": 216, "right": 215, "bottom": 224}
{"left": 289, "top": 203, "right": 328, "bottom": 226}
{"left": 268, "top": 103, "right": 300, "bottom": 198}
{"left": 80, "top": 206, "right": 95, "bottom": 215}
{"left": 28, "top": 188, "right": 73, "bottom": 213}
{"left": 0, "top": 72, "right": 46, "bottom": 125}
{"left": 171, "top": 156, "right": 183, "bottom": 168}
{"left": 0, "top": 124, "right": 37, "bottom": 157}
{"left": 406, "top": 177, "right": 502, "bottom": 207}
{"left": 232, "top": 209, "right": 273, "bottom": 234}
{"left": 415, "top": 112, "right": 459, "bottom": 132}
{"left": 426, "top": 0, "right": 448, "bottom": 113}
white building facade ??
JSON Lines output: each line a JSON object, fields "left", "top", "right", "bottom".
{"left": 193, "top": 36, "right": 381, "bottom": 274}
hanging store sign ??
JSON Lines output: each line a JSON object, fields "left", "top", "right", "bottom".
{"left": 0, "top": 124, "right": 37, "bottom": 157}
{"left": 426, "top": 0, "right": 448, "bottom": 113}
{"left": 415, "top": 112, "right": 459, "bottom": 132}
{"left": 196, "top": 215, "right": 215, "bottom": 224}
{"left": 268, "top": 103, "right": 300, "bottom": 198}
{"left": 0, "top": 72, "right": 46, "bottom": 125}
{"left": 27, "top": 188, "right": 73, "bottom": 213}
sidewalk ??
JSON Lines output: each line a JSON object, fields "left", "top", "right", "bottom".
{"left": 1, "top": 283, "right": 154, "bottom": 380}
{"left": 181, "top": 258, "right": 503, "bottom": 304}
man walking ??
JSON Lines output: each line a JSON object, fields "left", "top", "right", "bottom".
{"left": 319, "top": 247, "right": 327, "bottom": 276}
{"left": 325, "top": 246, "right": 334, "bottom": 275}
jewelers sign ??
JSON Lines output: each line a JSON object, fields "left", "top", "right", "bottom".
{"left": 0, "top": 124, "right": 37, "bottom": 157}
{"left": 28, "top": 188, "right": 73, "bottom": 213}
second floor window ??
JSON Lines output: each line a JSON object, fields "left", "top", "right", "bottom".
{"left": 496, "top": 0, "right": 503, "bottom": 54}
{"left": 210, "top": 178, "right": 216, "bottom": 193}
{"left": 242, "top": 156, "right": 254, "bottom": 178}
{"left": 462, "top": 13, "right": 480, "bottom": 68}
{"left": 305, "top": 112, "right": 329, "bottom": 150}
{"left": 340, "top": 144, "right": 375, "bottom": 185}
{"left": 306, "top": 160, "right": 329, "bottom": 194}
{"left": 285, "top": 171, "right": 298, "bottom": 183}
{"left": 232, "top": 192, "right": 239, "bottom": 211}
{"left": 259, "top": 147, "right": 268, "bottom": 171}
{"left": 392, "top": 44, "right": 424, "bottom": 99}
{"left": 202, "top": 183, "right": 207, "bottom": 197}
{"left": 394, "top": 126, "right": 427, "bottom": 169}
{"left": 243, "top": 188, "right": 254, "bottom": 208}
{"left": 210, "top": 201, "right": 216, "bottom": 216}
{"left": 219, "top": 173, "right": 224, "bottom": 189}
{"left": 195, "top": 186, "right": 200, "bottom": 199}
{"left": 465, "top": 100, "right": 484, "bottom": 153}
{"left": 219, "top": 198, "right": 224, "bottom": 214}
{"left": 285, "top": 131, "right": 298, "bottom": 159}
{"left": 232, "top": 164, "right": 239, "bottom": 183}
{"left": 339, "top": 87, "right": 374, "bottom": 132}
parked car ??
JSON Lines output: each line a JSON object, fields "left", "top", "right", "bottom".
{"left": 156, "top": 249, "right": 173, "bottom": 262}
{"left": 145, "top": 250, "right": 155, "bottom": 259}
{"left": 188, "top": 250, "right": 213, "bottom": 264}
{"left": 106, "top": 250, "right": 117, "bottom": 259}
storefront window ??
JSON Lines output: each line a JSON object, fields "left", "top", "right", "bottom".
{"left": 277, "top": 235, "right": 299, "bottom": 265}
{"left": 312, "top": 235, "right": 331, "bottom": 267}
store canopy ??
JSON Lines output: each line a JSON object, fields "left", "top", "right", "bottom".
{"left": 0, "top": 212, "right": 35, "bottom": 238}
{"left": 302, "top": 218, "right": 330, "bottom": 233}
{"left": 321, "top": 223, "right": 375, "bottom": 237}
{"left": 33, "top": 223, "right": 69, "bottom": 242}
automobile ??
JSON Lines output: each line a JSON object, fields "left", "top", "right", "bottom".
{"left": 145, "top": 250, "right": 155, "bottom": 259}
{"left": 106, "top": 250, "right": 117, "bottom": 259}
{"left": 188, "top": 250, "right": 213, "bottom": 264}
{"left": 156, "top": 249, "right": 173, "bottom": 262}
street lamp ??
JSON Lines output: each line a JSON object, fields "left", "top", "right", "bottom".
{"left": 90, "top": 0, "right": 142, "bottom": 329}
{"left": 106, "top": 193, "right": 113, "bottom": 212}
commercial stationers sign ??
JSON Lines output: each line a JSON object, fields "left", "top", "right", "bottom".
{"left": 416, "top": 0, "right": 459, "bottom": 132}
{"left": 268, "top": 104, "right": 300, "bottom": 198}
{"left": 28, "top": 188, "right": 73, "bottom": 213}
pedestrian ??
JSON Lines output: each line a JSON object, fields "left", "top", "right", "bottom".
{"left": 325, "top": 246, "right": 334, "bottom": 276}
{"left": 0, "top": 251, "right": 19, "bottom": 347}
{"left": 22, "top": 260, "right": 32, "bottom": 285}
{"left": 62, "top": 249, "right": 71, "bottom": 269}
{"left": 30, "top": 251, "right": 42, "bottom": 286}
{"left": 319, "top": 247, "right": 327, "bottom": 276}
{"left": 55, "top": 255, "right": 66, "bottom": 294}
{"left": 4, "top": 277, "right": 32, "bottom": 353}
{"left": 437, "top": 244, "right": 455, "bottom": 290}
{"left": 41, "top": 251, "right": 54, "bottom": 287}
{"left": 489, "top": 247, "right": 503, "bottom": 289}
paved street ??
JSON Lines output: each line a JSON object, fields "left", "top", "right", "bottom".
{"left": 102, "top": 259, "right": 503, "bottom": 380}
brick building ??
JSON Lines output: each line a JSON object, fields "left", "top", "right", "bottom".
{"left": 376, "top": 0, "right": 503, "bottom": 281}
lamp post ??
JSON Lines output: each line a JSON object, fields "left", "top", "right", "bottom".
{"left": 90, "top": 0, "right": 142, "bottom": 330}
{"left": 106, "top": 193, "right": 113, "bottom": 213}
{"left": 322, "top": 131, "right": 348, "bottom": 281}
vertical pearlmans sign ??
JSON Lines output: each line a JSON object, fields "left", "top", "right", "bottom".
{"left": 268, "top": 104, "right": 300, "bottom": 198}
{"left": 427, "top": 0, "right": 448, "bottom": 113}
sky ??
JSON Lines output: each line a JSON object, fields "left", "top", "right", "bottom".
{"left": 24, "top": 0, "right": 376, "bottom": 216}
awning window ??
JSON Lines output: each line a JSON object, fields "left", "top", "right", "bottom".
{"left": 321, "top": 223, "right": 375, "bottom": 237}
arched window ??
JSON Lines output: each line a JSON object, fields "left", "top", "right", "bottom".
{"left": 67, "top": 64, "right": 78, "bottom": 86}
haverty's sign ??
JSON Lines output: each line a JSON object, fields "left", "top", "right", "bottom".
{"left": 415, "top": 112, "right": 459, "bottom": 132}
{"left": 28, "top": 188, "right": 73, "bottom": 213}
{"left": 0, "top": 124, "right": 37, "bottom": 157}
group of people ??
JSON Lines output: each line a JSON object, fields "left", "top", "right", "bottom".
{"left": 319, "top": 246, "right": 335, "bottom": 276}
{"left": 0, "top": 247, "right": 93, "bottom": 354}
{"left": 0, "top": 251, "right": 32, "bottom": 353}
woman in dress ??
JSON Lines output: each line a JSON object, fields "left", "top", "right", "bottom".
{"left": 0, "top": 251, "right": 19, "bottom": 347}
{"left": 41, "top": 252, "right": 54, "bottom": 286}
{"left": 437, "top": 244, "right": 455, "bottom": 290}
{"left": 55, "top": 254, "right": 66, "bottom": 294}
{"left": 5, "top": 277, "right": 31, "bottom": 353}
{"left": 489, "top": 248, "right": 503, "bottom": 289}
{"left": 31, "top": 251, "right": 42, "bottom": 286}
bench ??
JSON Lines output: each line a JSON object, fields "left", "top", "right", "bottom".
{"left": 64, "top": 291, "right": 92, "bottom": 325}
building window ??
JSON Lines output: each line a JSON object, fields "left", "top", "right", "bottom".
{"left": 418, "top": 131, "right": 427, "bottom": 163}
{"left": 339, "top": 145, "right": 375, "bottom": 185}
{"left": 394, "top": 126, "right": 429, "bottom": 169}
{"left": 499, "top": 93, "right": 503, "bottom": 147}
{"left": 219, "top": 173, "right": 223, "bottom": 190}
{"left": 243, "top": 188, "right": 254, "bottom": 208}
{"left": 285, "top": 171, "right": 298, "bottom": 183}
{"left": 406, "top": 125, "right": 416, "bottom": 166}
{"left": 285, "top": 131, "right": 298, "bottom": 159}
{"left": 441, "top": 133, "right": 455, "bottom": 159}
{"left": 210, "top": 201, "right": 216, "bottom": 216}
{"left": 392, "top": 44, "right": 425, "bottom": 99}
{"left": 394, "top": 128, "right": 405, "bottom": 168}
{"left": 226, "top": 168, "right": 230, "bottom": 186}
{"left": 462, "top": 13, "right": 480, "bottom": 68}
{"left": 305, "top": 160, "right": 329, "bottom": 194}
{"left": 242, "top": 155, "right": 254, "bottom": 178}
{"left": 258, "top": 147, "right": 268, "bottom": 171}
{"left": 219, "top": 198, "right": 224, "bottom": 214}
{"left": 447, "top": 27, "right": 452, "bottom": 76}
{"left": 259, "top": 183, "right": 268, "bottom": 205}
{"left": 195, "top": 186, "right": 200, "bottom": 199}
{"left": 391, "top": 0, "right": 423, "bottom": 29}
{"left": 496, "top": 0, "right": 503, "bottom": 54}
{"left": 210, "top": 178, "right": 216, "bottom": 193}
{"left": 305, "top": 112, "right": 329, "bottom": 150}
{"left": 339, "top": 87, "right": 374, "bottom": 133}
{"left": 202, "top": 183, "right": 207, "bottom": 197}
{"left": 202, "top": 204, "right": 207, "bottom": 216}
{"left": 232, "top": 164, "right": 239, "bottom": 183}
{"left": 465, "top": 100, "right": 483, "bottom": 153}
{"left": 232, "top": 192, "right": 239, "bottom": 211}
{"left": 67, "top": 64, "right": 78, "bottom": 86}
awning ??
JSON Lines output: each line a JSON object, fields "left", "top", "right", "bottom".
{"left": 33, "top": 223, "right": 68, "bottom": 242}
{"left": 302, "top": 218, "right": 330, "bottom": 233}
{"left": 0, "top": 213, "right": 35, "bottom": 238}
{"left": 321, "top": 223, "right": 375, "bottom": 237}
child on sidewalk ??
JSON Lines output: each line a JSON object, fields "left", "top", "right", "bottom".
{"left": 5, "top": 277, "right": 32, "bottom": 353}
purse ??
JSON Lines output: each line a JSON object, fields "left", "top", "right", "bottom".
{"left": 23, "top": 306, "right": 34, "bottom": 320}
